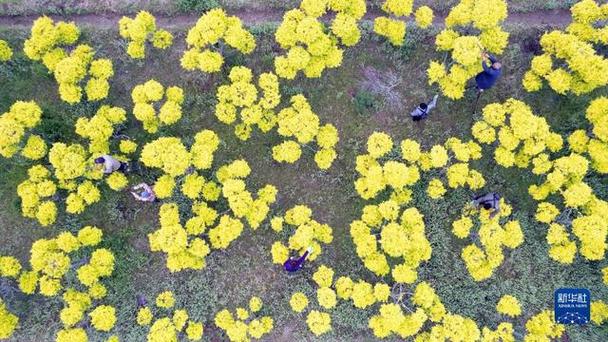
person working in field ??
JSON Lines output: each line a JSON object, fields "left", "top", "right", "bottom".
{"left": 130, "top": 183, "right": 157, "bottom": 202}
{"left": 136, "top": 294, "right": 147, "bottom": 308}
{"left": 95, "top": 155, "right": 128, "bottom": 174}
{"left": 410, "top": 94, "right": 439, "bottom": 122}
{"left": 284, "top": 247, "right": 313, "bottom": 273}
{"left": 475, "top": 52, "right": 502, "bottom": 93}
{"left": 472, "top": 192, "right": 501, "bottom": 218}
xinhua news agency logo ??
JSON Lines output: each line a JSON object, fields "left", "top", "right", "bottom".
{"left": 554, "top": 288, "right": 590, "bottom": 325}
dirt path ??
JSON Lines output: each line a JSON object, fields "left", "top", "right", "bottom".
{"left": 0, "top": 8, "right": 571, "bottom": 29}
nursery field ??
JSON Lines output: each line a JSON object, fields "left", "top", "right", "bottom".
{"left": 0, "top": 0, "right": 608, "bottom": 341}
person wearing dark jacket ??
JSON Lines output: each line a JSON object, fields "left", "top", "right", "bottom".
{"left": 475, "top": 53, "right": 502, "bottom": 92}
{"left": 283, "top": 247, "right": 313, "bottom": 272}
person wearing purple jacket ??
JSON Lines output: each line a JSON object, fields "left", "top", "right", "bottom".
{"left": 475, "top": 52, "right": 502, "bottom": 92}
{"left": 472, "top": 192, "right": 501, "bottom": 219}
{"left": 283, "top": 247, "right": 313, "bottom": 273}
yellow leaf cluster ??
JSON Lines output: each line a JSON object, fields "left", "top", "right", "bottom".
{"left": 351, "top": 206, "right": 431, "bottom": 282}
{"left": 0, "top": 101, "right": 44, "bottom": 159}
{"left": 17, "top": 165, "right": 57, "bottom": 226}
{"left": 524, "top": 1, "right": 608, "bottom": 94}
{"left": 24, "top": 16, "right": 79, "bottom": 68}
{"left": 352, "top": 132, "right": 486, "bottom": 280}
{"left": 274, "top": 0, "right": 366, "bottom": 79}
{"left": 132, "top": 79, "right": 184, "bottom": 133}
{"left": 88, "top": 305, "right": 116, "bottom": 332}
{"left": 214, "top": 297, "right": 273, "bottom": 341}
{"left": 289, "top": 292, "right": 309, "bottom": 313}
{"left": 524, "top": 310, "right": 565, "bottom": 340}
{"left": 215, "top": 66, "right": 281, "bottom": 140}
{"left": 591, "top": 300, "right": 608, "bottom": 325}
{"left": 0, "top": 39, "right": 12, "bottom": 61}
{"left": 148, "top": 203, "right": 212, "bottom": 272}
{"left": 139, "top": 291, "right": 204, "bottom": 341}
{"left": 306, "top": 310, "right": 331, "bottom": 336}
{"left": 75, "top": 105, "right": 126, "bottom": 154}
{"left": 356, "top": 133, "right": 483, "bottom": 201}
{"left": 119, "top": 11, "right": 173, "bottom": 59}
{"left": 369, "top": 304, "right": 427, "bottom": 339}
{"left": 374, "top": 17, "right": 406, "bottom": 46}
{"left": 140, "top": 137, "right": 190, "bottom": 176}
{"left": 25, "top": 18, "right": 113, "bottom": 103}
{"left": 455, "top": 199, "right": 523, "bottom": 281}
{"left": 0, "top": 298, "right": 18, "bottom": 339}
{"left": 496, "top": 295, "right": 521, "bottom": 317}
{"left": 472, "top": 99, "right": 563, "bottom": 170}
{"left": 148, "top": 157, "right": 276, "bottom": 271}
{"left": 271, "top": 205, "right": 333, "bottom": 263}
{"left": 182, "top": 8, "right": 255, "bottom": 73}
{"left": 529, "top": 151, "right": 608, "bottom": 263}
{"left": 374, "top": 1, "right": 433, "bottom": 46}
{"left": 11, "top": 226, "right": 110, "bottom": 307}
{"left": 428, "top": 0, "right": 509, "bottom": 99}
{"left": 577, "top": 97, "right": 608, "bottom": 173}
{"left": 273, "top": 94, "right": 339, "bottom": 170}
{"left": 411, "top": 282, "right": 446, "bottom": 322}
{"left": 32, "top": 142, "right": 106, "bottom": 216}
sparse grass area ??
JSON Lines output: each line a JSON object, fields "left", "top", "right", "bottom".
{"left": 1, "top": 5, "right": 608, "bottom": 342}
{"left": 0, "top": 0, "right": 576, "bottom": 16}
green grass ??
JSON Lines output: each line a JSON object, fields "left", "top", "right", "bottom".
{"left": 0, "top": 0, "right": 576, "bottom": 16}
{"left": 1, "top": 14, "right": 608, "bottom": 342}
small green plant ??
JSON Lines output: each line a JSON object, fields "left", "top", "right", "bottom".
{"left": 176, "top": 0, "right": 220, "bottom": 13}
{"left": 353, "top": 90, "right": 379, "bottom": 116}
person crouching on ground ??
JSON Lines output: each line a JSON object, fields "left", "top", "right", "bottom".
{"left": 472, "top": 192, "right": 501, "bottom": 218}
{"left": 284, "top": 247, "right": 313, "bottom": 273}
{"left": 130, "top": 183, "right": 157, "bottom": 202}
{"left": 95, "top": 155, "right": 128, "bottom": 174}
{"left": 411, "top": 95, "right": 439, "bottom": 122}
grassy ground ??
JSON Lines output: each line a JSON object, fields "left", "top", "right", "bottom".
{"left": 0, "top": 8, "right": 607, "bottom": 342}
{"left": 0, "top": 0, "right": 577, "bottom": 16}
